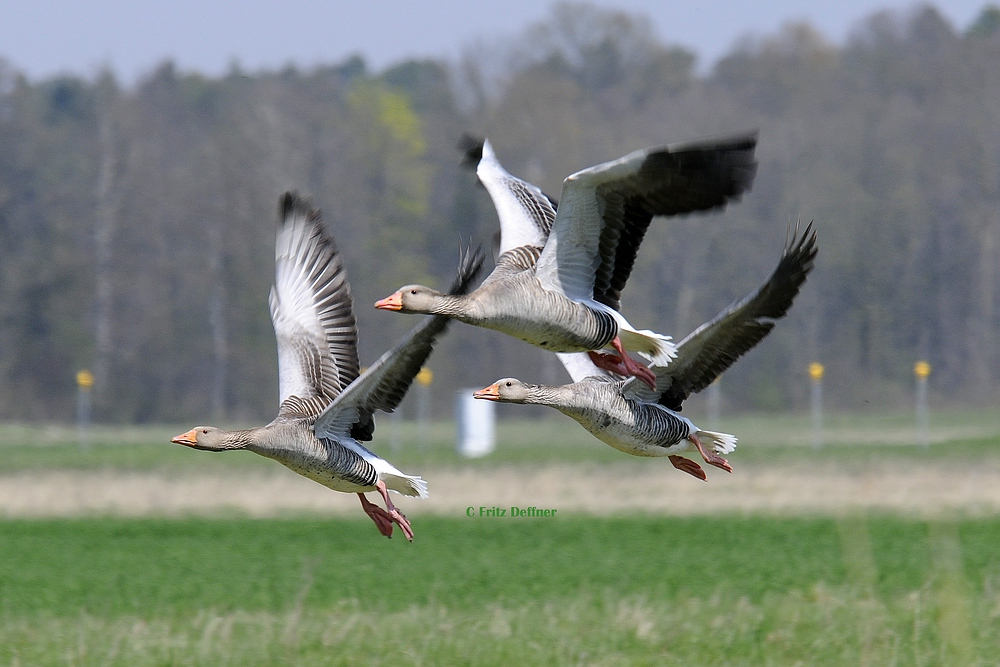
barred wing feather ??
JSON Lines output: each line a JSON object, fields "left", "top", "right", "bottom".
{"left": 269, "top": 193, "right": 358, "bottom": 418}
{"left": 624, "top": 222, "right": 818, "bottom": 410}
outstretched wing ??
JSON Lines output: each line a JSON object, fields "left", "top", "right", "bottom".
{"left": 269, "top": 192, "right": 358, "bottom": 419}
{"left": 536, "top": 133, "right": 758, "bottom": 309}
{"left": 314, "top": 244, "right": 486, "bottom": 440}
{"left": 625, "top": 222, "right": 818, "bottom": 409}
{"left": 460, "top": 134, "right": 557, "bottom": 254}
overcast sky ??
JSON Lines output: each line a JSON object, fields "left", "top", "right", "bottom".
{"left": 0, "top": 1, "right": 991, "bottom": 84}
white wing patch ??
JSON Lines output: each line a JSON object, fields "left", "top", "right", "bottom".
{"left": 477, "top": 140, "right": 553, "bottom": 254}
{"left": 269, "top": 200, "right": 356, "bottom": 411}
{"left": 555, "top": 352, "right": 610, "bottom": 383}
{"left": 270, "top": 287, "right": 325, "bottom": 405}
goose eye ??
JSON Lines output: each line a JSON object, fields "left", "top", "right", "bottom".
{"left": 505, "top": 381, "right": 512, "bottom": 387}
{"left": 201, "top": 429, "right": 208, "bottom": 434}
{"left": 410, "top": 289, "right": 418, "bottom": 295}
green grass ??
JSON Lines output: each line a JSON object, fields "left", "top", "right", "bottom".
{"left": 3, "top": 412, "right": 1000, "bottom": 663}
{"left": 2, "top": 515, "right": 1000, "bottom": 664}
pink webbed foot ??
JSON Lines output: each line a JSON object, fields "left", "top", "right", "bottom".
{"left": 669, "top": 455, "right": 707, "bottom": 481}
{"left": 689, "top": 434, "right": 734, "bottom": 474}
{"left": 588, "top": 337, "right": 657, "bottom": 390}
{"left": 588, "top": 351, "right": 629, "bottom": 375}
{"left": 376, "top": 480, "right": 415, "bottom": 542}
{"left": 358, "top": 493, "right": 395, "bottom": 538}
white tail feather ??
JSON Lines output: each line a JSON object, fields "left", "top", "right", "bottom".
{"left": 696, "top": 430, "right": 737, "bottom": 455}
{"left": 620, "top": 328, "right": 677, "bottom": 367}
{"left": 384, "top": 474, "right": 429, "bottom": 499}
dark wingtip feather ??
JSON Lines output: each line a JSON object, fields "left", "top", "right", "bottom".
{"left": 448, "top": 243, "right": 486, "bottom": 295}
{"left": 457, "top": 133, "right": 485, "bottom": 169}
{"left": 279, "top": 190, "right": 321, "bottom": 227}
{"left": 786, "top": 220, "right": 819, "bottom": 272}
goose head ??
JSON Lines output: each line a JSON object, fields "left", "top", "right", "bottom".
{"left": 171, "top": 426, "right": 245, "bottom": 452}
{"left": 375, "top": 285, "right": 449, "bottom": 314}
{"left": 473, "top": 378, "right": 534, "bottom": 403}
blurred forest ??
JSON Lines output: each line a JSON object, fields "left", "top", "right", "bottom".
{"left": 0, "top": 3, "right": 998, "bottom": 423}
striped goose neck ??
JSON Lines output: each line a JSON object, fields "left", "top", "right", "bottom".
{"left": 520, "top": 384, "right": 578, "bottom": 408}
{"left": 220, "top": 429, "right": 259, "bottom": 450}
{"left": 427, "top": 293, "right": 471, "bottom": 317}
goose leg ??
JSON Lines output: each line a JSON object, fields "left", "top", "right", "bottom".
{"left": 587, "top": 338, "right": 657, "bottom": 390}
{"left": 689, "top": 434, "right": 733, "bottom": 473}
{"left": 669, "top": 455, "right": 707, "bottom": 481}
{"left": 358, "top": 493, "right": 395, "bottom": 538}
{"left": 375, "top": 480, "right": 415, "bottom": 542}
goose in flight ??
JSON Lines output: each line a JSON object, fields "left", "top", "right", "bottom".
{"left": 172, "top": 192, "right": 483, "bottom": 540}
{"left": 473, "top": 223, "right": 817, "bottom": 479}
{"left": 376, "top": 133, "right": 757, "bottom": 389}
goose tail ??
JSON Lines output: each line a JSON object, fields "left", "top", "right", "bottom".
{"left": 384, "top": 473, "right": 429, "bottom": 499}
{"left": 620, "top": 328, "right": 678, "bottom": 367}
{"left": 696, "top": 430, "right": 738, "bottom": 455}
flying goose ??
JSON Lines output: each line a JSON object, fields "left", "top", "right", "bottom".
{"left": 172, "top": 192, "right": 484, "bottom": 540}
{"left": 376, "top": 134, "right": 757, "bottom": 389}
{"left": 474, "top": 223, "right": 817, "bottom": 479}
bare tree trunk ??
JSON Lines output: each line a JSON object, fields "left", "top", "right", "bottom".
{"left": 93, "top": 94, "right": 118, "bottom": 419}
{"left": 971, "top": 209, "right": 996, "bottom": 397}
{"left": 207, "top": 217, "right": 228, "bottom": 420}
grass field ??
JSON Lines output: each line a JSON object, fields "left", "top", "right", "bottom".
{"left": 1, "top": 516, "right": 999, "bottom": 665}
{"left": 1, "top": 410, "right": 999, "bottom": 665}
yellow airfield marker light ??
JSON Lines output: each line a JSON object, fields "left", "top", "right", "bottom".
{"left": 809, "top": 362, "right": 824, "bottom": 381}
{"left": 416, "top": 367, "right": 433, "bottom": 386}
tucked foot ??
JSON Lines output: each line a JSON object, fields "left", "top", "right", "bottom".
{"left": 588, "top": 338, "right": 657, "bottom": 391}
{"left": 669, "top": 455, "right": 707, "bottom": 481}
{"left": 358, "top": 493, "right": 395, "bottom": 538}
{"left": 689, "top": 434, "right": 734, "bottom": 473}
{"left": 588, "top": 351, "right": 629, "bottom": 375}
{"left": 376, "top": 480, "right": 415, "bottom": 542}
{"left": 611, "top": 337, "right": 657, "bottom": 390}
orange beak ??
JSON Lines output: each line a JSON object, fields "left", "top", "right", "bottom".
{"left": 375, "top": 292, "right": 403, "bottom": 311}
{"left": 171, "top": 429, "right": 199, "bottom": 447}
{"left": 473, "top": 384, "right": 500, "bottom": 401}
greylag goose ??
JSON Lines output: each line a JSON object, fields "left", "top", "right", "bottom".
{"left": 474, "top": 223, "right": 817, "bottom": 480}
{"left": 376, "top": 134, "right": 757, "bottom": 389}
{"left": 172, "top": 192, "right": 484, "bottom": 540}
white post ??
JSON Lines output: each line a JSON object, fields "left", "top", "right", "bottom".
{"left": 915, "top": 361, "right": 931, "bottom": 447}
{"left": 456, "top": 389, "right": 495, "bottom": 458}
{"left": 809, "top": 363, "right": 824, "bottom": 449}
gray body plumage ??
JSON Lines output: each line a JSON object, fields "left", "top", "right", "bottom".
{"left": 248, "top": 419, "right": 380, "bottom": 494}
{"left": 455, "top": 250, "right": 618, "bottom": 352}
{"left": 534, "top": 378, "right": 699, "bottom": 457}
